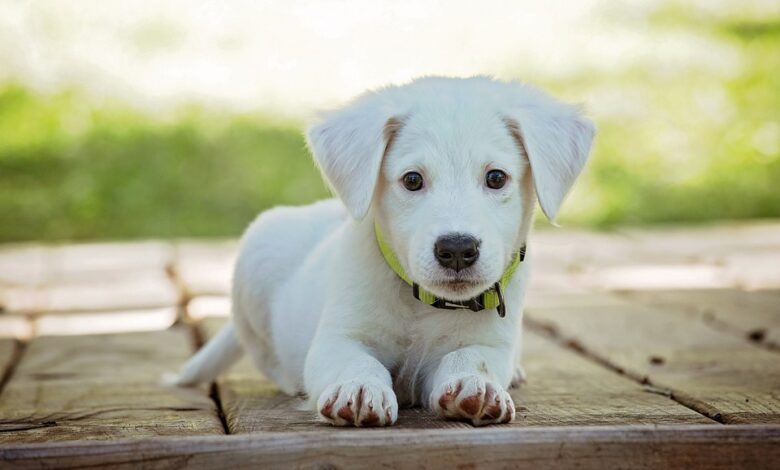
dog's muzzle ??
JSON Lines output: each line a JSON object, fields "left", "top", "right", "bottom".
{"left": 375, "top": 223, "right": 525, "bottom": 318}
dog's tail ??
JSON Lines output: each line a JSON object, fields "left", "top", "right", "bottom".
{"left": 167, "top": 320, "right": 244, "bottom": 387}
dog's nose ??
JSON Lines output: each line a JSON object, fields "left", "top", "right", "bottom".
{"left": 434, "top": 234, "right": 480, "bottom": 271}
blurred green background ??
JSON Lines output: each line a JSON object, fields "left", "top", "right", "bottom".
{"left": 1, "top": 1, "right": 778, "bottom": 242}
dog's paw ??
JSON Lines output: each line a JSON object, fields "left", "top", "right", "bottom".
{"left": 316, "top": 380, "right": 398, "bottom": 427}
{"left": 431, "top": 375, "right": 515, "bottom": 426}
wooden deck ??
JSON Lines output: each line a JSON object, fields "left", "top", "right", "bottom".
{"left": 0, "top": 222, "right": 778, "bottom": 468}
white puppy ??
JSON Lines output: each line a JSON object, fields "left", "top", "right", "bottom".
{"left": 174, "top": 76, "right": 594, "bottom": 427}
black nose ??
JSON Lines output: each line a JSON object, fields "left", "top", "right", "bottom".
{"left": 434, "top": 234, "right": 480, "bottom": 271}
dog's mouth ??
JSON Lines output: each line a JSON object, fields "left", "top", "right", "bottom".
{"left": 426, "top": 276, "right": 491, "bottom": 299}
{"left": 432, "top": 279, "right": 480, "bottom": 290}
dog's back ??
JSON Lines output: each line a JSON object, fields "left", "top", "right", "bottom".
{"left": 173, "top": 198, "right": 347, "bottom": 391}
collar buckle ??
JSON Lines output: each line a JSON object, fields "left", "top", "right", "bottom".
{"left": 432, "top": 295, "right": 485, "bottom": 312}
{"left": 414, "top": 283, "right": 505, "bottom": 316}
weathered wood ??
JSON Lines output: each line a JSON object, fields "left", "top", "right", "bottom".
{"left": 0, "top": 315, "right": 33, "bottom": 339}
{"left": 0, "top": 242, "right": 177, "bottom": 314}
{"left": 47, "top": 242, "right": 173, "bottom": 281}
{"left": 0, "top": 245, "right": 48, "bottom": 286}
{"left": 515, "top": 328, "right": 712, "bottom": 426}
{"left": 535, "top": 222, "right": 780, "bottom": 291}
{"left": 198, "top": 315, "right": 711, "bottom": 432}
{"left": 0, "top": 338, "right": 17, "bottom": 384}
{"left": 617, "top": 289, "right": 780, "bottom": 349}
{"left": 197, "top": 318, "right": 379, "bottom": 433}
{"left": 42, "top": 272, "right": 180, "bottom": 313}
{"left": 1, "top": 272, "right": 179, "bottom": 315}
{"left": 527, "top": 296, "right": 780, "bottom": 424}
{"left": 0, "top": 326, "right": 224, "bottom": 443}
{"left": 174, "top": 240, "right": 237, "bottom": 297}
{"left": 186, "top": 295, "right": 231, "bottom": 321}
{"left": 1, "top": 424, "right": 778, "bottom": 469}
{"left": 34, "top": 307, "right": 178, "bottom": 336}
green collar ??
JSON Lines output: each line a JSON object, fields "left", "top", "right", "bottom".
{"left": 374, "top": 223, "right": 525, "bottom": 317}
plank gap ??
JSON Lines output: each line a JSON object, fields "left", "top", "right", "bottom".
{"left": 0, "top": 340, "right": 26, "bottom": 396}
{"left": 209, "top": 382, "right": 230, "bottom": 435}
{"left": 188, "top": 320, "right": 230, "bottom": 435}
{"left": 166, "top": 251, "right": 193, "bottom": 309}
{"left": 524, "top": 316, "right": 725, "bottom": 425}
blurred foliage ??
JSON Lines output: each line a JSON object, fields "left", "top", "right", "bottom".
{"left": 0, "top": 86, "right": 328, "bottom": 242}
{"left": 1, "top": 4, "right": 779, "bottom": 241}
{"left": 548, "top": 5, "right": 780, "bottom": 227}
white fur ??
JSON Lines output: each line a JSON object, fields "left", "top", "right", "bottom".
{"left": 173, "top": 76, "right": 594, "bottom": 426}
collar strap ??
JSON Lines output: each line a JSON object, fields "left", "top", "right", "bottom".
{"left": 375, "top": 223, "right": 525, "bottom": 318}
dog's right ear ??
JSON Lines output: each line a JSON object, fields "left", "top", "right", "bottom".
{"left": 306, "top": 93, "right": 402, "bottom": 220}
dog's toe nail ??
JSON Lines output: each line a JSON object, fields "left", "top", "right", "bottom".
{"left": 337, "top": 405, "right": 355, "bottom": 423}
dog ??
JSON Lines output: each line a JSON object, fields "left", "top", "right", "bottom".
{"left": 173, "top": 76, "right": 595, "bottom": 426}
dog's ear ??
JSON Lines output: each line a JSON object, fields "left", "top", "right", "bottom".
{"left": 503, "top": 88, "right": 596, "bottom": 222}
{"left": 306, "top": 93, "right": 401, "bottom": 220}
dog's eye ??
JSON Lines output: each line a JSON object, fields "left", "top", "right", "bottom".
{"left": 402, "top": 172, "right": 424, "bottom": 191}
{"left": 485, "top": 169, "right": 507, "bottom": 189}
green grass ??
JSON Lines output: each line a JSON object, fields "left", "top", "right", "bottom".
{"left": 1, "top": 7, "right": 779, "bottom": 242}
{"left": 0, "top": 86, "right": 328, "bottom": 242}
{"left": 540, "top": 9, "right": 780, "bottom": 227}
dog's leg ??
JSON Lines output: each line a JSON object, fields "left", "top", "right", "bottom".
{"left": 426, "top": 345, "right": 516, "bottom": 426}
{"left": 305, "top": 337, "right": 398, "bottom": 427}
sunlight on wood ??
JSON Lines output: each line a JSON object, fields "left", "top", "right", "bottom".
{"left": 35, "top": 307, "right": 177, "bottom": 336}
{"left": 588, "top": 264, "right": 732, "bottom": 290}
{"left": 187, "top": 295, "right": 231, "bottom": 320}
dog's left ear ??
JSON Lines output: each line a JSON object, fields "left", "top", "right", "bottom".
{"left": 306, "top": 92, "right": 402, "bottom": 220}
{"left": 503, "top": 88, "right": 596, "bottom": 222}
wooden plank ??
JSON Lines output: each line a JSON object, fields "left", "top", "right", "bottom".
{"left": 186, "top": 295, "right": 231, "bottom": 321}
{"left": 0, "top": 241, "right": 178, "bottom": 315}
{"left": 1, "top": 272, "right": 179, "bottom": 315}
{"left": 1, "top": 425, "right": 778, "bottom": 469}
{"left": 0, "top": 315, "right": 33, "bottom": 339}
{"left": 516, "top": 328, "right": 712, "bottom": 426}
{"left": 174, "top": 240, "right": 237, "bottom": 297}
{"left": 0, "top": 245, "right": 48, "bottom": 286}
{"left": 0, "top": 326, "right": 224, "bottom": 443}
{"left": 526, "top": 296, "right": 780, "bottom": 424}
{"left": 34, "top": 307, "right": 178, "bottom": 336}
{"left": 532, "top": 222, "right": 780, "bottom": 293}
{"left": 722, "top": 251, "right": 780, "bottom": 289}
{"left": 619, "top": 221, "right": 780, "bottom": 262}
{"left": 40, "top": 272, "right": 180, "bottom": 313}
{"left": 47, "top": 241, "right": 173, "bottom": 282}
{"left": 0, "top": 338, "right": 17, "bottom": 383}
{"left": 617, "top": 289, "right": 780, "bottom": 349}
{"left": 198, "top": 314, "right": 710, "bottom": 431}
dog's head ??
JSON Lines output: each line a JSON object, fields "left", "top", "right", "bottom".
{"left": 307, "top": 77, "right": 594, "bottom": 301}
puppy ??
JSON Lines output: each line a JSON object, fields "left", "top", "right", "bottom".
{"left": 174, "top": 76, "right": 595, "bottom": 426}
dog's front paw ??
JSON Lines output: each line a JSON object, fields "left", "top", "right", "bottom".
{"left": 431, "top": 375, "right": 515, "bottom": 426}
{"left": 317, "top": 380, "right": 398, "bottom": 427}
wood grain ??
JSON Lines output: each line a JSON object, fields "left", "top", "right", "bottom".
{"left": 0, "top": 326, "right": 224, "bottom": 443}
{"left": 527, "top": 295, "right": 780, "bottom": 424}
{"left": 515, "top": 328, "right": 712, "bottom": 426}
{"left": 1, "top": 424, "right": 778, "bottom": 469}
{"left": 617, "top": 289, "right": 780, "bottom": 349}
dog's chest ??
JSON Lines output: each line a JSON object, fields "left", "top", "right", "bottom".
{"left": 387, "top": 307, "right": 471, "bottom": 407}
